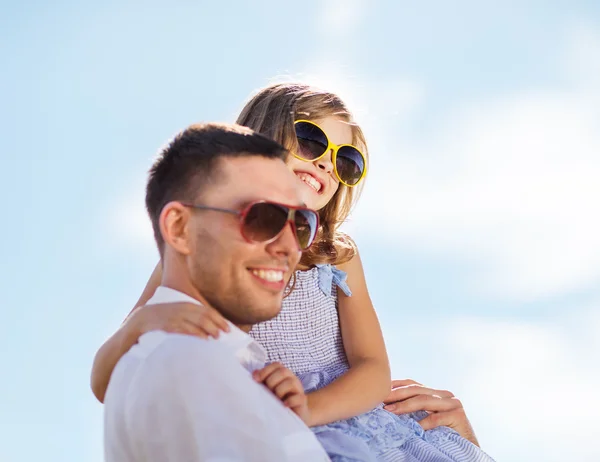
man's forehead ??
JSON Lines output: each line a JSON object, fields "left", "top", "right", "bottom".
{"left": 216, "top": 156, "right": 304, "bottom": 206}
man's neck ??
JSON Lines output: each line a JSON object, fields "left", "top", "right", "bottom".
{"left": 160, "top": 275, "right": 252, "bottom": 334}
{"left": 160, "top": 277, "right": 202, "bottom": 305}
{"left": 236, "top": 323, "right": 252, "bottom": 334}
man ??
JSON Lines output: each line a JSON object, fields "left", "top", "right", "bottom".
{"left": 104, "top": 123, "right": 329, "bottom": 461}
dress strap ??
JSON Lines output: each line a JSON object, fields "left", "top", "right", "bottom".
{"left": 315, "top": 264, "right": 352, "bottom": 297}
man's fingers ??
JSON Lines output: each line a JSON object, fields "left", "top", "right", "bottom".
{"left": 391, "top": 379, "right": 422, "bottom": 388}
{"left": 419, "top": 409, "right": 479, "bottom": 446}
{"left": 383, "top": 384, "right": 426, "bottom": 404}
{"left": 385, "top": 395, "right": 462, "bottom": 414}
{"left": 418, "top": 412, "right": 450, "bottom": 431}
{"left": 384, "top": 384, "right": 454, "bottom": 404}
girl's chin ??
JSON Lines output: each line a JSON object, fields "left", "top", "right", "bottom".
{"left": 298, "top": 181, "right": 338, "bottom": 210}
{"left": 302, "top": 198, "right": 324, "bottom": 211}
{"left": 312, "top": 198, "right": 331, "bottom": 211}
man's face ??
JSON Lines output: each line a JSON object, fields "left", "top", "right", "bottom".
{"left": 186, "top": 156, "right": 308, "bottom": 328}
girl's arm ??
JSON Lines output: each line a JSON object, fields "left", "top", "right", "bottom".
{"left": 306, "top": 251, "right": 391, "bottom": 426}
{"left": 91, "top": 262, "right": 229, "bottom": 403}
{"left": 133, "top": 261, "right": 163, "bottom": 309}
{"left": 90, "top": 262, "right": 162, "bottom": 403}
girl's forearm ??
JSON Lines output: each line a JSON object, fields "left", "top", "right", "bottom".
{"left": 306, "top": 359, "right": 391, "bottom": 426}
{"left": 90, "top": 320, "right": 140, "bottom": 403}
{"left": 91, "top": 263, "right": 161, "bottom": 403}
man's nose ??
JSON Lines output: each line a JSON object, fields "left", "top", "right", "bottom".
{"left": 267, "top": 221, "right": 301, "bottom": 260}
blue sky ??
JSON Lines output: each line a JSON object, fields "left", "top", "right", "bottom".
{"left": 1, "top": 1, "right": 599, "bottom": 461}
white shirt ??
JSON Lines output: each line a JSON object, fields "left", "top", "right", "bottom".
{"left": 104, "top": 286, "right": 330, "bottom": 462}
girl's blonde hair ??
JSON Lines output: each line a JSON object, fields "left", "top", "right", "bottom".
{"left": 236, "top": 82, "right": 368, "bottom": 267}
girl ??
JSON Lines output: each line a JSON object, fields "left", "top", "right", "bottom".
{"left": 91, "top": 82, "right": 494, "bottom": 462}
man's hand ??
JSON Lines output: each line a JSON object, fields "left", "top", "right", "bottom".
{"left": 125, "top": 302, "right": 230, "bottom": 340}
{"left": 253, "top": 362, "right": 311, "bottom": 425}
{"left": 383, "top": 379, "right": 479, "bottom": 447}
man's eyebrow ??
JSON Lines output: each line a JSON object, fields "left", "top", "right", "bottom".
{"left": 235, "top": 200, "right": 254, "bottom": 211}
{"left": 237, "top": 199, "right": 308, "bottom": 208}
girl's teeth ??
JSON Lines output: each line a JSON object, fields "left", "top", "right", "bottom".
{"left": 297, "top": 173, "right": 321, "bottom": 192}
{"left": 252, "top": 269, "right": 284, "bottom": 282}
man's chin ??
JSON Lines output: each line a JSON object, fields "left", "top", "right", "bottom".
{"left": 254, "top": 304, "right": 284, "bottom": 324}
{"left": 225, "top": 283, "right": 285, "bottom": 325}
{"left": 244, "top": 297, "right": 284, "bottom": 325}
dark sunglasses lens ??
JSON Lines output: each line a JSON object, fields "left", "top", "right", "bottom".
{"left": 295, "top": 122, "right": 328, "bottom": 160}
{"left": 243, "top": 203, "right": 288, "bottom": 242}
{"left": 336, "top": 146, "right": 365, "bottom": 185}
{"left": 293, "top": 209, "right": 319, "bottom": 249}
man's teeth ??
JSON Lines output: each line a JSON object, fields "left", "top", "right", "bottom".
{"left": 251, "top": 269, "right": 284, "bottom": 283}
{"left": 296, "top": 172, "right": 321, "bottom": 192}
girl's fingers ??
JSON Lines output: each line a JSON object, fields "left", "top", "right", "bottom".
{"left": 170, "top": 324, "right": 209, "bottom": 339}
{"left": 252, "top": 362, "right": 283, "bottom": 383}
{"left": 284, "top": 393, "right": 305, "bottom": 409}
{"left": 193, "top": 316, "right": 222, "bottom": 338}
{"left": 188, "top": 303, "right": 229, "bottom": 332}
{"left": 272, "top": 378, "right": 299, "bottom": 401}
{"left": 148, "top": 302, "right": 230, "bottom": 336}
{"left": 210, "top": 311, "right": 230, "bottom": 332}
{"left": 262, "top": 368, "right": 289, "bottom": 391}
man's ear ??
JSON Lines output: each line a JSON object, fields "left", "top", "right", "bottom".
{"left": 159, "top": 202, "right": 193, "bottom": 256}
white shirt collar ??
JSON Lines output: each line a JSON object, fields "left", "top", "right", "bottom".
{"left": 146, "top": 286, "right": 268, "bottom": 371}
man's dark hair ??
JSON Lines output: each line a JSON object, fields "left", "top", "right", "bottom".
{"left": 145, "top": 122, "right": 288, "bottom": 254}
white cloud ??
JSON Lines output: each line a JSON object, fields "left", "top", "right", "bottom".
{"left": 304, "top": 10, "right": 600, "bottom": 301}
{"left": 563, "top": 19, "right": 600, "bottom": 97}
{"left": 385, "top": 306, "right": 600, "bottom": 462}
{"left": 319, "top": 0, "right": 367, "bottom": 36}
{"left": 336, "top": 24, "right": 600, "bottom": 301}
{"left": 451, "top": 310, "right": 599, "bottom": 461}
{"left": 354, "top": 88, "right": 600, "bottom": 300}
{"left": 107, "top": 19, "right": 600, "bottom": 302}
{"left": 106, "top": 175, "right": 155, "bottom": 251}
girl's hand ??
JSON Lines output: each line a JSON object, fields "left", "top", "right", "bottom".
{"left": 125, "top": 302, "right": 230, "bottom": 340}
{"left": 383, "top": 379, "right": 479, "bottom": 447}
{"left": 253, "top": 362, "right": 311, "bottom": 425}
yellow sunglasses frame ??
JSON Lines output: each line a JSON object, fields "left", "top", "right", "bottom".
{"left": 293, "top": 119, "right": 367, "bottom": 187}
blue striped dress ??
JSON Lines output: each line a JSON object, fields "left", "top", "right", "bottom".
{"left": 249, "top": 265, "right": 496, "bottom": 462}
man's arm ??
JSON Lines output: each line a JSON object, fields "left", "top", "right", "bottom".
{"left": 116, "top": 335, "right": 295, "bottom": 461}
{"left": 383, "top": 379, "right": 480, "bottom": 446}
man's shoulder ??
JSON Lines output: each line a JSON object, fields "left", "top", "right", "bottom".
{"left": 133, "top": 331, "right": 236, "bottom": 369}
{"left": 119, "top": 332, "right": 258, "bottom": 405}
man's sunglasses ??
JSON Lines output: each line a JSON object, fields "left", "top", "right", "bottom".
{"left": 181, "top": 200, "right": 319, "bottom": 250}
{"left": 294, "top": 120, "right": 367, "bottom": 187}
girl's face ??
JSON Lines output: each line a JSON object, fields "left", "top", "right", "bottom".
{"left": 286, "top": 116, "right": 353, "bottom": 211}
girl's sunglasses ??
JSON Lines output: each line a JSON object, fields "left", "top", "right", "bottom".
{"left": 294, "top": 120, "right": 367, "bottom": 187}
{"left": 182, "top": 200, "right": 319, "bottom": 250}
